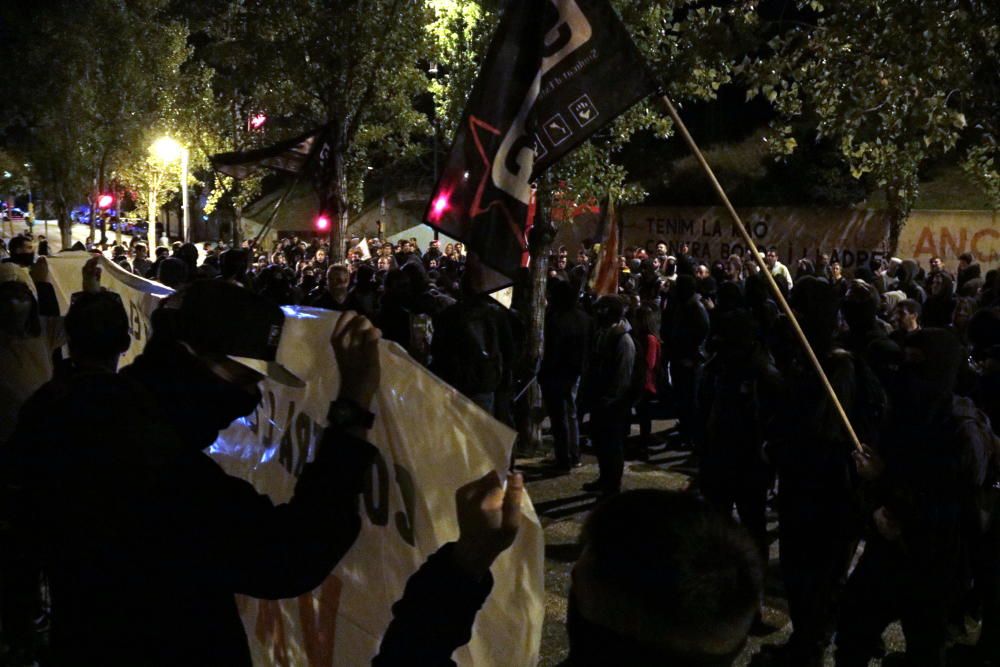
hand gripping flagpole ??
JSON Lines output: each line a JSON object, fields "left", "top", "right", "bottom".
{"left": 656, "top": 94, "right": 863, "bottom": 454}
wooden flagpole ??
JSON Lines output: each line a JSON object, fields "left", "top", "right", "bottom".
{"left": 656, "top": 94, "right": 863, "bottom": 453}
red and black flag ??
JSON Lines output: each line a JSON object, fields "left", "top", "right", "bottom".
{"left": 426, "top": 0, "right": 657, "bottom": 286}
{"left": 589, "top": 195, "right": 621, "bottom": 296}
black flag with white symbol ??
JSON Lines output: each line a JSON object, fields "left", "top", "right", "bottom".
{"left": 426, "top": 0, "right": 657, "bottom": 286}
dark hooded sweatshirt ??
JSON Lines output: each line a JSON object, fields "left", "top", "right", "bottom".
{"left": 0, "top": 341, "right": 376, "bottom": 666}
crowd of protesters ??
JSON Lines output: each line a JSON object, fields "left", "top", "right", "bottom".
{"left": 1, "top": 222, "right": 999, "bottom": 666}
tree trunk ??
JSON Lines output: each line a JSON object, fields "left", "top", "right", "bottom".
{"left": 331, "top": 149, "right": 348, "bottom": 262}
{"left": 233, "top": 204, "right": 242, "bottom": 248}
{"left": 97, "top": 154, "right": 108, "bottom": 245}
{"left": 56, "top": 198, "right": 72, "bottom": 250}
{"left": 518, "top": 210, "right": 556, "bottom": 455}
{"left": 884, "top": 184, "right": 910, "bottom": 256}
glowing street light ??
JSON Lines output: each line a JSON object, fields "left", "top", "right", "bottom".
{"left": 149, "top": 136, "right": 190, "bottom": 245}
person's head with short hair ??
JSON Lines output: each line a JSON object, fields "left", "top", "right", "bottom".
{"left": 155, "top": 246, "right": 169, "bottom": 260}
{"left": 133, "top": 243, "right": 148, "bottom": 260}
{"left": 695, "top": 264, "right": 710, "bottom": 280}
{"left": 893, "top": 298, "right": 921, "bottom": 333}
{"left": 220, "top": 248, "right": 249, "bottom": 283}
{"left": 66, "top": 291, "right": 130, "bottom": 372}
{"left": 567, "top": 490, "right": 763, "bottom": 666}
{"left": 958, "top": 252, "right": 973, "bottom": 272}
{"left": 656, "top": 242, "right": 668, "bottom": 257}
{"left": 327, "top": 264, "right": 351, "bottom": 291}
{"left": 764, "top": 249, "right": 777, "bottom": 268}
{"left": 7, "top": 235, "right": 35, "bottom": 267}
{"left": 929, "top": 256, "right": 942, "bottom": 273}
{"left": 830, "top": 260, "right": 843, "bottom": 281}
{"left": 157, "top": 257, "right": 190, "bottom": 289}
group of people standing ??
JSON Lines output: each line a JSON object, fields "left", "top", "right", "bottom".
{"left": 1, "top": 222, "right": 999, "bottom": 665}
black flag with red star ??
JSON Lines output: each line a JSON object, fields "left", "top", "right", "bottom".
{"left": 425, "top": 0, "right": 657, "bottom": 287}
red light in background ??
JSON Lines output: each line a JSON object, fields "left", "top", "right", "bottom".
{"left": 430, "top": 192, "right": 450, "bottom": 220}
{"left": 249, "top": 113, "right": 267, "bottom": 130}
{"left": 315, "top": 214, "right": 331, "bottom": 232}
{"left": 97, "top": 194, "right": 114, "bottom": 208}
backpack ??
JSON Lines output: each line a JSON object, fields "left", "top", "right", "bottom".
{"left": 953, "top": 396, "right": 1000, "bottom": 534}
{"left": 624, "top": 330, "right": 648, "bottom": 407}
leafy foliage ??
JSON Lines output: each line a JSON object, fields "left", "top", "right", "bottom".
{"left": 742, "top": 0, "right": 1000, "bottom": 241}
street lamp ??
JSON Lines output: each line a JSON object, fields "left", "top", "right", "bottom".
{"left": 150, "top": 136, "right": 190, "bottom": 245}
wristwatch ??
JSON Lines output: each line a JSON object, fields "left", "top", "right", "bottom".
{"left": 327, "top": 398, "right": 375, "bottom": 430}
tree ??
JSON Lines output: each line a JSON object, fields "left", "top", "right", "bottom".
{"left": 430, "top": 1, "right": 763, "bottom": 212}
{"left": 0, "top": 0, "right": 193, "bottom": 248}
{"left": 743, "top": 0, "right": 1000, "bottom": 250}
{"left": 187, "top": 0, "right": 437, "bottom": 259}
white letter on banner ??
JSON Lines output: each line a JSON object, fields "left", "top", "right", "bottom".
{"left": 491, "top": 0, "right": 591, "bottom": 204}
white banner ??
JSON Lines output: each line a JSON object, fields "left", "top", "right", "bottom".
{"left": 44, "top": 252, "right": 545, "bottom": 667}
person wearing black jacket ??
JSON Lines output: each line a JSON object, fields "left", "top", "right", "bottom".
{"left": 663, "top": 275, "right": 710, "bottom": 448}
{"left": 540, "top": 278, "right": 592, "bottom": 471}
{"left": 0, "top": 280, "right": 381, "bottom": 666}
{"left": 579, "top": 295, "right": 636, "bottom": 495}
{"left": 836, "top": 328, "right": 990, "bottom": 667}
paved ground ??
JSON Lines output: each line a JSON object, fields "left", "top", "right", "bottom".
{"left": 518, "top": 418, "right": 983, "bottom": 667}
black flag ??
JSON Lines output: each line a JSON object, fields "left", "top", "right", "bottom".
{"left": 426, "top": 0, "right": 657, "bottom": 285}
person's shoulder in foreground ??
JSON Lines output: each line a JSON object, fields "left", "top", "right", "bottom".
{"left": 375, "top": 487, "right": 763, "bottom": 667}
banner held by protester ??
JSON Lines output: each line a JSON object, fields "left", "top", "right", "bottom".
{"left": 44, "top": 252, "right": 546, "bottom": 667}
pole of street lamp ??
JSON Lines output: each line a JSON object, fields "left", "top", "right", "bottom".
{"left": 180, "top": 148, "right": 190, "bottom": 244}
{"left": 148, "top": 170, "right": 160, "bottom": 262}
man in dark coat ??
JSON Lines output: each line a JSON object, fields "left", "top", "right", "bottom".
{"left": 663, "top": 274, "right": 710, "bottom": 448}
{"left": 0, "top": 281, "right": 381, "bottom": 666}
{"left": 697, "top": 309, "right": 781, "bottom": 560}
{"left": 580, "top": 295, "right": 636, "bottom": 495}
{"left": 836, "top": 328, "right": 990, "bottom": 666}
{"left": 764, "top": 277, "right": 884, "bottom": 667}
{"left": 540, "top": 278, "right": 592, "bottom": 471}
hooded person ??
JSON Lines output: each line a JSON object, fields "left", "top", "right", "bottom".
{"left": 761, "top": 276, "right": 884, "bottom": 667}
{"left": 896, "top": 259, "right": 926, "bottom": 304}
{"left": 697, "top": 309, "right": 781, "bottom": 563}
{"left": 0, "top": 262, "right": 63, "bottom": 445}
{"left": 579, "top": 295, "right": 636, "bottom": 495}
{"left": 662, "top": 275, "right": 710, "bottom": 448}
{"left": 966, "top": 306, "right": 1000, "bottom": 662}
{"left": 0, "top": 252, "right": 86, "bottom": 435}
{"left": 840, "top": 279, "right": 891, "bottom": 363}
{"left": 540, "top": 278, "right": 592, "bottom": 471}
{"left": 836, "top": 327, "right": 991, "bottom": 667}
{"left": 922, "top": 270, "right": 956, "bottom": 328}
{"left": 0, "top": 279, "right": 382, "bottom": 666}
